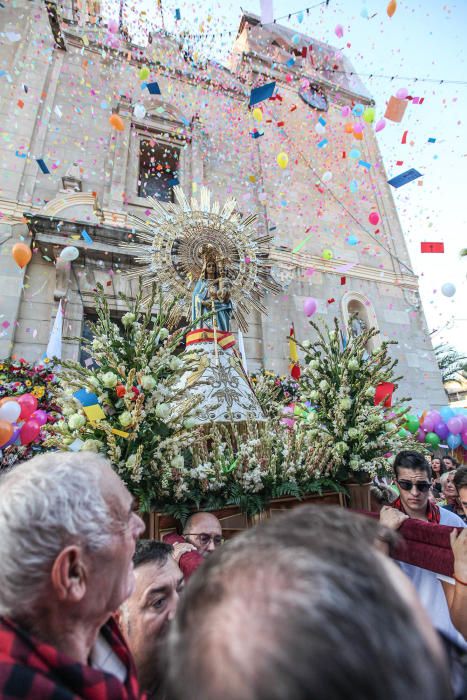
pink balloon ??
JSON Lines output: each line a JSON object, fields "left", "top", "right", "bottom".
{"left": 32, "top": 409, "right": 48, "bottom": 426}
{"left": 461, "top": 430, "right": 467, "bottom": 445}
{"left": 17, "top": 393, "right": 38, "bottom": 420}
{"left": 353, "top": 122, "right": 364, "bottom": 134}
{"left": 422, "top": 416, "right": 436, "bottom": 432}
{"left": 341, "top": 105, "right": 351, "bottom": 118}
{"left": 395, "top": 87, "right": 408, "bottom": 100}
{"left": 107, "top": 18, "right": 119, "bottom": 33}
{"left": 20, "top": 418, "right": 41, "bottom": 446}
{"left": 335, "top": 24, "right": 344, "bottom": 38}
{"left": 375, "top": 119, "right": 386, "bottom": 132}
{"left": 447, "top": 417, "right": 463, "bottom": 435}
{"left": 303, "top": 297, "right": 318, "bottom": 317}
{"left": 368, "top": 212, "right": 379, "bottom": 226}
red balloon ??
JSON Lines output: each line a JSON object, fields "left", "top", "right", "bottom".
{"left": 20, "top": 418, "right": 41, "bottom": 446}
{"left": 368, "top": 212, "right": 380, "bottom": 226}
{"left": 17, "top": 393, "right": 38, "bottom": 420}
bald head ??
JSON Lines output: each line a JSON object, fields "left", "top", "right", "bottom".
{"left": 183, "top": 512, "right": 222, "bottom": 557}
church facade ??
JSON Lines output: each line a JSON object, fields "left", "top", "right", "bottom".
{"left": 0, "top": 1, "right": 446, "bottom": 409}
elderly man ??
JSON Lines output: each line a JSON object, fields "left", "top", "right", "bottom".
{"left": 0, "top": 452, "right": 145, "bottom": 699}
{"left": 120, "top": 541, "right": 183, "bottom": 697}
{"left": 165, "top": 505, "right": 451, "bottom": 700}
{"left": 164, "top": 511, "right": 223, "bottom": 581}
{"left": 380, "top": 450, "right": 466, "bottom": 647}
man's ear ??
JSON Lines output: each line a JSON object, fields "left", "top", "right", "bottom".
{"left": 51, "top": 546, "right": 87, "bottom": 602}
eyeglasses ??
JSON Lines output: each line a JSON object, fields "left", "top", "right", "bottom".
{"left": 185, "top": 533, "right": 223, "bottom": 546}
{"left": 397, "top": 480, "right": 431, "bottom": 494}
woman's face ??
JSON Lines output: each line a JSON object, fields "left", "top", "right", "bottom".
{"left": 206, "top": 261, "right": 217, "bottom": 279}
{"left": 443, "top": 458, "right": 455, "bottom": 472}
{"left": 432, "top": 459, "right": 441, "bottom": 475}
{"left": 443, "top": 473, "right": 457, "bottom": 499}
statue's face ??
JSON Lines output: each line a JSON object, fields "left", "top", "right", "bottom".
{"left": 206, "top": 261, "right": 217, "bottom": 278}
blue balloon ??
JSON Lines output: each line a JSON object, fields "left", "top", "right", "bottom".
{"left": 352, "top": 104, "right": 364, "bottom": 117}
{"left": 446, "top": 434, "right": 461, "bottom": 449}
{"left": 440, "top": 406, "right": 455, "bottom": 422}
{"left": 347, "top": 235, "right": 359, "bottom": 246}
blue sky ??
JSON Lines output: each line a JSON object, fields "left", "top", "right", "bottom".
{"left": 106, "top": 0, "right": 467, "bottom": 352}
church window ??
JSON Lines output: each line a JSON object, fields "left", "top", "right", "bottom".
{"left": 137, "top": 138, "right": 180, "bottom": 202}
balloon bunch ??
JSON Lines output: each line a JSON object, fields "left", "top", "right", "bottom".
{"left": 0, "top": 393, "right": 48, "bottom": 451}
{"left": 406, "top": 406, "right": 467, "bottom": 451}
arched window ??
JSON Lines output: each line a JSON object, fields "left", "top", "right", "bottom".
{"left": 341, "top": 291, "right": 380, "bottom": 354}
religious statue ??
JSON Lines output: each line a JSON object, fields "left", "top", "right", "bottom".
{"left": 192, "top": 246, "right": 233, "bottom": 333}
{"left": 350, "top": 313, "right": 367, "bottom": 339}
{"left": 123, "top": 185, "right": 282, "bottom": 424}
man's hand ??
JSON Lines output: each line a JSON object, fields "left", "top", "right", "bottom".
{"left": 171, "top": 541, "right": 197, "bottom": 564}
{"left": 451, "top": 528, "right": 467, "bottom": 582}
{"left": 379, "top": 506, "right": 409, "bottom": 531}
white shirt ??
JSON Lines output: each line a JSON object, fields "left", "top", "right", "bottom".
{"left": 399, "top": 508, "right": 466, "bottom": 649}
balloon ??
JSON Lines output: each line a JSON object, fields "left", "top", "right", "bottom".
{"left": 447, "top": 434, "right": 462, "bottom": 450}
{"left": 405, "top": 415, "right": 419, "bottom": 434}
{"left": 0, "top": 400, "right": 21, "bottom": 423}
{"left": 107, "top": 18, "right": 119, "bottom": 33}
{"left": 349, "top": 180, "right": 358, "bottom": 193}
{"left": 277, "top": 152, "right": 289, "bottom": 169}
{"left": 416, "top": 428, "right": 426, "bottom": 443}
{"left": 139, "top": 66, "right": 150, "bottom": 81}
{"left": 396, "top": 87, "right": 408, "bottom": 100}
{"left": 349, "top": 148, "right": 361, "bottom": 159}
{"left": 0, "top": 420, "right": 14, "bottom": 447}
{"left": 335, "top": 24, "right": 344, "bottom": 38}
{"left": 347, "top": 235, "right": 359, "bottom": 246}
{"left": 353, "top": 122, "right": 364, "bottom": 134}
{"left": 292, "top": 34, "right": 300, "bottom": 44}
{"left": 428, "top": 409, "right": 441, "bottom": 423}
{"left": 1, "top": 423, "right": 21, "bottom": 448}
{"left": 344, "top": 122, "right": 354, "bottom": 134}
{"left": 441, "top": 283, "right": 456, "bottom": 298}
{"left": 322, "top": 249, "right": 333, "bottom": 261}
{"left": 303, "top": 297, "right": 318, "bottom": 317}
{"left": 422, "top": 416, "right": 436, "bottom": 432}
{"left": 133, "top": 103, "right": 146, "bottom": 120}
{"left": 375, "top": 119, "right": 386, "bottom": 132}
{"left": 461, "top": 430, "right": 467, "bottom": 445}
{"left": 17, "top": 393, "right": 38, "bottom": 420}
{"left": 341, "top": 106, "right": 351, "bottom": 118}
{"left": 447, "top": 417, "right": 463, "bottom": 435}
{"left": 12, "top": 242, "right": 32, "bottom": 269}
{"left": 440, "top": 406, "right": 455, "bottom": 422}
{"left": 387, "top": 0, "right": 397, "bottom": 18}
{"left": 363, "top": 107, "right": 375, "bottom": 123}
{"left": 434, "top": 422, "right": 449, "bottom": 440}
{"left": 322, "top": 171, "right": 332, "bottom": 182}
{"left": 32, "top": 409, "right": 48, "bottom": 426}
{"left": 398, "top": 428, "right": 408, "bottom": 438}
{"left": 19, "top": 418, "right": 41, "bottom": 446}
{"left": 369, "top": 212, "right": 379, "bottom": 226}
{"left": 252, "top": 108, "right": 263, "bottom": 122}
{"left": 425, "top": 432, "right": 440, "bottom": 448}
{"left": 109, "top": 114, "right": 125, "bottom": 131}
{"left": 352, "top": 104, "right": 364, "bottom": 117}
{"left": 60, "top": 246, "right": 79, "bottom": 261}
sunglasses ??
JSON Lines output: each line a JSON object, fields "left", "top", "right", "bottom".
{"left": 185, "top": 533, "right": 223, "bottom": 546}
{"left": 397, "top": 480, "right": 431, "bottom": 494}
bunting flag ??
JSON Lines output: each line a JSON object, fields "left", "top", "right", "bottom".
{"left": 238, "top": 329, "right": 248, "bottom": 374}
{"left": 289, "top": 323, "right": 301, "bottom": 379}
{"left": 45, "top": 300, "right": 63, "bottom": 361}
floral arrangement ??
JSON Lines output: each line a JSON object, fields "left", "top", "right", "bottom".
{"left": 250, "top": 369, "right": 300, "bottom": 418}
{"left": 293, "top": 316, "right": 417, "bottom": 481}
{"left": 45, "top": 284, "right": 205, "bottom": 510}
{"left": 0, "top": 358, "right": 61, "bottom": 469}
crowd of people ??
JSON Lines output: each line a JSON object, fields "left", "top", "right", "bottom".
{"left": 0, "top": 449, "right": 466, "bottom": 699}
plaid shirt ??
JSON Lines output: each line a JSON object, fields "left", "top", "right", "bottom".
{"left": 0, "top": 615, "right": 143, "bottom": 699}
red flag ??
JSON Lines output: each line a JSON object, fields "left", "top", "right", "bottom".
{"left": 421, "top": 242, "right": 444, "bottom": 253}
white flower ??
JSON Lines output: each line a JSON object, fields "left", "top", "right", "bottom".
{"left": 121, "top": 312, "right": 136, "bottom": 327}
{"left": 155, "top": 403, "right": 171, "bottom": 420}
{"left": 183, "top": 417, "right": 197, "bottom": 429}
{"left": 171, "top": 454, "right": 184, "bottom": 470}
{"left": 309, "top": 390, "right": 319, "bottom": 402}
{"left": 119, "top": 411, "right": 132, "bottom": 427}
{"left": 126, "top": 454, "right": 137, "bottom": 469}
{"left": 365, "top": 387, "right": 375, "bottom": 397}
{"left": 169, "top": 356, "right": 183, "bottom": 371}
{"left": 81, "top": 439, "right": 103, "bottom": 453}
{"left": 62, "top": 405, "right": 75, "bottom": 416}
{"left": 319, "top": 380, "right": 329, "bottom": 391}
{"left": 309, "top": 359, "right": 319, "bottom": 370}
{"left": 159, "top": 327, "right": 169, "bottom": 340}
{"left": 335, "top": 441, "right": 349, "bottom": 455}
{"left": 348, "top": 427, "right": 359, "bottom": 439}
{"left": 68, "top": 413, "right": 86, "bottom": 430}
{"left": 88, "top": 376, "right": 100, "bottom": 388}
{"left": 100, "top": 372, "right": 119, "bottom": 388}
{"left": 347, "top": 358, "right": 359, "bottom": 371}
{"left": 140, "top": 375, "right": 157, "bottom": 391}
{"left": 339, "top": 397, "right": 352, "bottom": 411}
{"left": 302, "top": 340, "right": 311, "bottom": 349}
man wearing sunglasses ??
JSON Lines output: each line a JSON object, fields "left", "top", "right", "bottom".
{"left": 380, "top": 450, "right": 466, "bottom": 651}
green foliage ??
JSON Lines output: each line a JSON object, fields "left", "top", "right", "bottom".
{"left": 434, "top": 343, "right": 467, "bottom": 383}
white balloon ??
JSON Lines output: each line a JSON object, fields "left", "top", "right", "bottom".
{"left": 60, "top": 246, "right": 79, "bottom": 261}
{"left": 133, "top": 103, "right": 146, "bottom": 120}
{"left": 441, "top": 283, "right": 456, "bottom": 298}
{"left": 315, "top": 123, "right": 326, "bottom": 134}
{"left": 0, "top": 401, "right": 21, "bottom": 423}
{"left": 322, "top": 171, "right": 333, "bottom": 182}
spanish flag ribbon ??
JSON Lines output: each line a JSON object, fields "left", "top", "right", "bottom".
{"left": 186, "top": 328, "right": 236, "bottom": 350}
{"left": 289, "top": 323, "right": 301, "bottom": 379}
